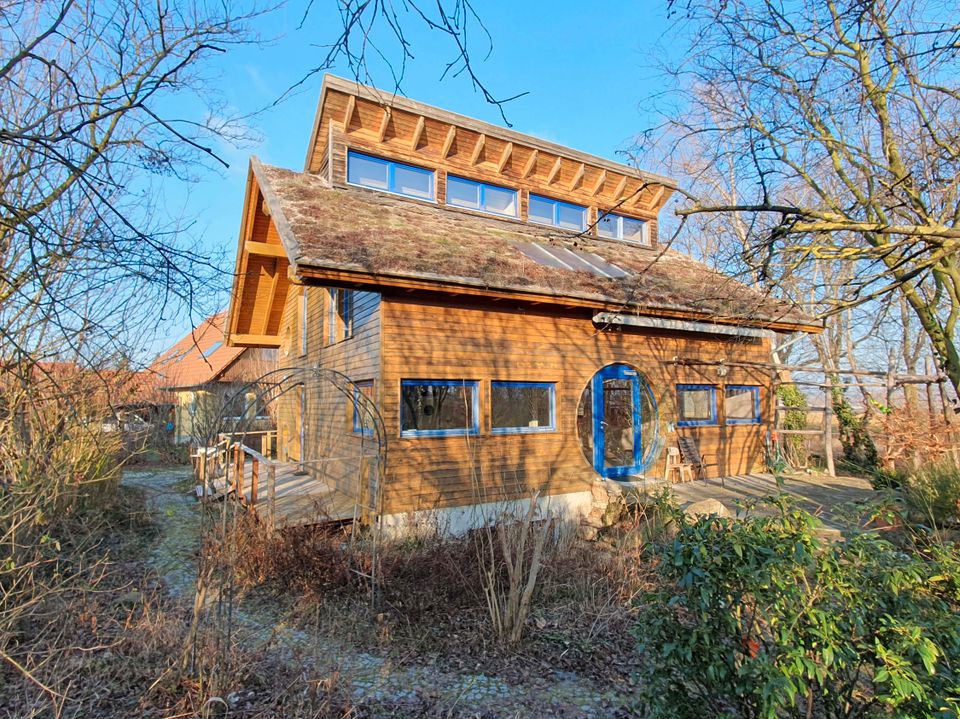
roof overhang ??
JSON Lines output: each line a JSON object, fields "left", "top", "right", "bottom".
{"left": 592, "top": 312, "right": 777, "bottom": 339}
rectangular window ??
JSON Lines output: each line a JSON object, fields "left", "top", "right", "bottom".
{"left": 677, "top": 384, "right": 717, "bottom": 426}
{"left": 299, "top": 290, "right": 308, "bottom": 355}
{"left": 347, "top": 151, "right": 435, "bottom": 200}
{"left": 400, "top": 380, "right": 479, "bottom": 437}
{"left": 597, "top": 211, "right": 649, "bottom": 244}
{"left": 446, "top": 175, "right": 518, "bottom": 217}
{"left": 328, "top": 288, "right": 352, "bottom": 343}
{"left": 491, "top": 381, "right": 556, "bottom": 434}
{"left": 528, "top": 194, "right": 587, "bottom": 231}
{"left": 725, "top": 385, "right": 761, "bottom": 425}
{"left": 353, "top": 380, "right": 375, "bottom": 436}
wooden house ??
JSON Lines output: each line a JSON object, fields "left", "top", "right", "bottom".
{"left": 225, "top": 75, "right": 819, "bottom": 533}
{"left": 151, "top": 312, "right": 277, "bottom": 445}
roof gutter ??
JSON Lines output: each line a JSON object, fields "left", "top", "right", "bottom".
{"left": 593, "top": 312, "right": 775, "bottom": 340}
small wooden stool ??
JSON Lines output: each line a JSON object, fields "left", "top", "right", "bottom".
{"left": 664, "top": 446, "right": 695, "bottom": 483}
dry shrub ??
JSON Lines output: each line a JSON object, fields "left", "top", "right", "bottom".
{"left": 876, "top": 409, "right": 959, "bottom": 470}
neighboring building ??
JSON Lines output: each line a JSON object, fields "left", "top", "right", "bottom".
{"left": 225, "top": 75, "right": 819, "bottom": 531}
{"left": 151, "top": 312, "right": 277, "bottom": 444}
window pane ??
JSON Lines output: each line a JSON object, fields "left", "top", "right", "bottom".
{"left": 679, "top": 388, "right": 713, "bottom": 421}
{"left": 528, "top": 195, "right": 554, "bottom": 225}
{"left": 597, "top": 214, "right": 618, "bottom": 238}
{"left": 622, "top": 217, "right": 646, "bottom": 242}
{"left": 401, "top": 381, "right": 477, "bottom": 433}
{"left": 347, "top": 153, "right": 388, "bottom": 190}
{"left": 491, "top": 383, "right": 553, "bottom": 431}
{"left": 725, "top": 387, "right": 759, "bottom": 421}
{"left": 557, "top": 203, "right": 587, "bottom": 231}
{"left": 446, "top": 177, "right": 480, "bottom": 209}
{"left": 393, "top": 164, "right": 434, "bottom": 200}
{"left": 483, "top": 185, "right": 518, "bottom": 216}
{"left": 354, "top": 380, "right": 374, "bottom": 434}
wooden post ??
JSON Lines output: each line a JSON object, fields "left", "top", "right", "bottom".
{"left": 250, "top": 458, "right": 259, "bottom": 506}
{"left": 824, "top": 374, "right": 836, "bottom": 478}
{"left": 925, "top": 357, "right": 937, "bottom": 428}
{"left": 268, "top": 465, "right": 276, "bottom": 531}
{"left": 233, "top": 443, "right": 243, "bottom": 495}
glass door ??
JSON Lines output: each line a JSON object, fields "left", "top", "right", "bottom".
{"left": 592, "top": 364, "right": 642, "bottom": 478}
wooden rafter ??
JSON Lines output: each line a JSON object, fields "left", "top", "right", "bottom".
{"left": 591, "top": 170, "right": 607, "bottom": 197}
{"left": 410, "top": 115, "right": 426, "bottom": 151}
{"left": 260, "top": 198, "right": 271, "bottom": 217}
{"left": 569, "top": 162, "right": 585, "bottom": 191}
{"left": 522, "top": 149, "right": 539, "bottom": 179}
{"left": 342, "top": 95, "right": 356, "bottom": 131}
{"left": 497, "top": 142, "right": 513, "bottom": 173}
{"left": 546, "top": 156, "right": 562, "bottom": 185}
{"left": 377, "top": 108, "right": 391, "bottom": 142}
{"left": 230, "top": 333, "right": 281, "bottom": 348}
{"left": 258, "top": 259, "right": 282, "bottom": 335}
{"left": 470, "top": 133, "right": 486, "bottom": 165}
{"left": 246, "top": 240, "right": 286, "bottom": 259}
{"left": 613, "top": 175, "right": 628, "bottom": 201}
{"left": 441, "top": 125, "right": 456, "bottom": 158}
{"left": 644, "top": 184, "right": 665, "bottom": 209}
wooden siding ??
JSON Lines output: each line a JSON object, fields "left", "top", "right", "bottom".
{"left": 271, "top": 285, "right": 383, "bottom": 504}
{"left": 378, "top": 297, "right": 773, "bottom": 515}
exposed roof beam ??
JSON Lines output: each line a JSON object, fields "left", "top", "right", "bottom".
{"left": 260, "top": 198, "right": 270, "bottom": 217}
{"left": 644, "top": 184, "right": 665, "bottom": 209}
{"left": 410, "top": 114, "right": 425, "bottom": 151}
{"left": 470, "top": 133, "right": 486, "bottom": 165}
{"left": 546, "top": 156, "right": 562, "bottom": 184}
{"left": 230, "top": 333, "right": 281, "bottom": 348}
{"left": 569, "top": 162, "right": 585, "bottom": 191}
{"left": 441, "top": 125, "right": 456, "bottom": 158}
{"left": 591, "top": 170, "right": 607, "bottom": 197}
{"left": 377, "top": 108, "right": 391, "bottom": 142}
{"left": 245, "top": 240, "right": 287, "bottom": 259}
{"left": 522, "top": 149, "right": 539, "bottom": 179}
{"left": 613, "top": 175, "right": 628, "bottom": 201}
{"left": 259, "top": 260, "right": 282, "bottom": 334}
{"left": 342, "top": 95, "right": 356, "bottom": 131}
{"left": 497, "top": 142, "right": 513, "bottom": 173}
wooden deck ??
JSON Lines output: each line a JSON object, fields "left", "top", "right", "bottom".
{"left": 666, "top": 472, "right": 875, "bottom": 532}
{"left": 205, "top": 459, "right": 361, "bottom": 528}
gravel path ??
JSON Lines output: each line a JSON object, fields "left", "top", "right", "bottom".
{"left": 124, "top": 467, "right": 636, "bottom": 718}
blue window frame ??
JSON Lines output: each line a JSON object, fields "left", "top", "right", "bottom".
{"left": 446, "top": 175, "right": 518, "bottom": 217}
{"left": 490, "top": 381, "right": 556, "bottom": 434}
{"left": 528, "top": 194, "right": 587, "bottom": 231}
{"left": 677, "top": 384, "right": 717, "bottom": 426}
{"left": 328, "top": 288, "right": 352, "bottom": 343}
{"left": 346, "top": 151, "right": 435, "bottom": 201}
{"left": 400, "top": 380, "right": 480, "bottom": 437}
{"left": 725, "top": 385, "right": 762, "bottom": 425}
{"left": 352, "top": 380, "right": 375, "bottom": 436}
{"left": 597, "top": 211, "right": 648, "bottom": 244}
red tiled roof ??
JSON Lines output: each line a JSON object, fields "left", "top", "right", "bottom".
{"left": 150, "top": 312, "right": 246, "bottom": 390}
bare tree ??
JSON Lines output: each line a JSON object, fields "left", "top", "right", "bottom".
{"left": 651, "top": 0, "right": 960, "bottom": 396}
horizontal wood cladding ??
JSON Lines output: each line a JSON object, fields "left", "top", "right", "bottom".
{"left": 315, "top": 90, "right": 670, "bottom": 219}
{"left": 378, "top": 297, "right": 773, "bottom": 515}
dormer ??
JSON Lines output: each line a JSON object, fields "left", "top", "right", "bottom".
{"left": 304, "top": 75, "right": 677, "bottom": 247}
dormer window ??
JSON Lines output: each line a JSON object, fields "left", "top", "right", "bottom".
{"left": 597, "top": 212, "right": 649, "bottom": 245}
{"left": 528, "top": 194, "right": 587, "bottom": 231}
{"left": 347, "top": 151, "right": 435, "bottom": 201}
{"left": 446, "top": 176, "right": 518, "bottom": 218}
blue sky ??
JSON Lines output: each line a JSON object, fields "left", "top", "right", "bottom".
{"left": 149, "top": 1, "right": 680, "bottom": 355}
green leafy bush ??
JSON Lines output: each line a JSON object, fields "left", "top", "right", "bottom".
{"left": 634, "top": 497, "right": 960, "bottom": 718}
{"left": 775, "top": 384, "right": 808, "bottom": 468}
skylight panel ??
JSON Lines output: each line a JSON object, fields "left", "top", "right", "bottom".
{"left": 515, "top": 242, "right": 629, "bottom": 279}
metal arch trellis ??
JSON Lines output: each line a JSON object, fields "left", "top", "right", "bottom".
{"left": 193, "top": 367, "right": 387, "bottom": 605}
{"left": 184, "top": 366, "right": 389, "bottom": 683}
